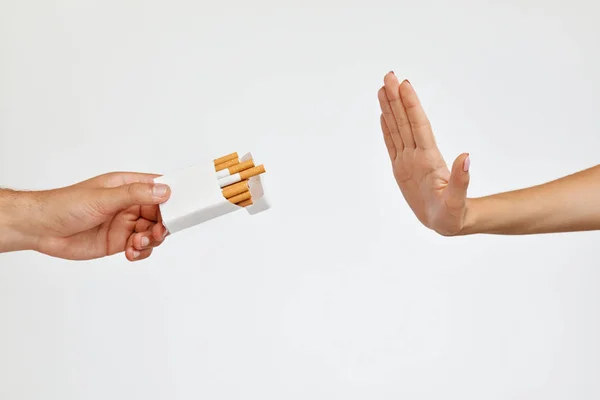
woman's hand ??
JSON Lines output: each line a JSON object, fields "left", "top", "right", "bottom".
{"left": 377, "top": 72, "right": 471, "bottom": 236}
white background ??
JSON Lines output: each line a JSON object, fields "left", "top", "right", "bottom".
{"left": 1, "top": 0, "right": 600, "bottom": 399}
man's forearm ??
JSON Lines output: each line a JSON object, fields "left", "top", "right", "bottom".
{"left": 462, "top": 165, "right": 600, "bottom": 235}
{"left": 0, "top": 189, "right": 41, "bottom": 253}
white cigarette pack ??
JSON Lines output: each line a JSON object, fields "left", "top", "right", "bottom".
{"left": 154, "top": 152, "right": 270, "bottom": 234}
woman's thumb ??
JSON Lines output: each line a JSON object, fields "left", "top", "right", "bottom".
{"left": 445, "top": 153, "right": 470, "bottom": 208}
{"left": 96, "top": 182, "right": 171, "bottom": 213}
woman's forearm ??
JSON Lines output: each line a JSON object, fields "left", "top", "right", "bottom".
{"left": 0, "top": 189, "right": 41, "bottom": 253}
{"left": 462, "top": 165, "right": 600, "bottom": 235}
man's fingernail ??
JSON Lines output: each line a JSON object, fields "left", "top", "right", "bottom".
{"left": 390, "top": 70, "right": 395, "bottom": 75}
{"left": 132, "top": 250, "right": 140, "bottom": 259}
{"left": 162, "top": 229, "right": 168, "bottom": 239}
{"left": 153, "top": 184, "right": 168, "bottom": 198}
{"left": 141, "top": 237, "right": 150, "bottom": 247}
{"left": 404, "top": 79, "right": 411, "bottom": 87}
{"left": 463, "top": 155, "right": 471, "bottom": 172}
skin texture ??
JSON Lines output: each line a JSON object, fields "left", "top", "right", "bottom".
{"left": 0, "top": 172, "right": 170, "bottom": 261}
{"left": 378, "top": 71, "right": 600, "bottom": 235}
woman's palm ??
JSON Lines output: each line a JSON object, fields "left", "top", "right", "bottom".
{"left": 378, "top": 73, "right": 471, "bottom": 236}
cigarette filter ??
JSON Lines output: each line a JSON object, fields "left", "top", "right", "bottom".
{"left": 228, "top": 190, "right": 251, "bottom": 204}
{"left": 214, "top": 152, "right": 238, "bottom": 165}
{"left": 215, "top": 158, "right": 239, "bottom": 171}
{"left": 222, "top": 180, "right": 249, "bottom": 199}
{"left": 216, "top": 159, "right": 254, "bottom": 178}
{"left": 218, "top": 165, "right": 266, "bottom": 188}
{"left": 237, "top": 199, "right": 253, "bottom": 207}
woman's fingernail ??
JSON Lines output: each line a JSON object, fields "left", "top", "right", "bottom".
{"left": 132, "top": 250, "right": 140, "bottom": 259}
{"left": 463, "top": 155, "right": 471, "bottom": 172}
{"left": 141, "top": 237, "right": 150, "bottom": 247}
{"left": 390, "top": 70, "right": 395, "bottom": 75}
{"left": 162, "top": 229, "right": 168, "bottom": 239}
{"left": 404, "top": 79, "right": 412, "bottom": 87}
{"left": 153, "top": 184, "right": 168, "bottom": 198}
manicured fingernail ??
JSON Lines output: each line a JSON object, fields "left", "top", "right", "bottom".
{"left": 132, "top": 250, "right": 140, "bottom": 259}
{"left": 153, "top": 184, "right": 168, "bottom": 198}
{"left": 463, "top": 155, "right": 471, "bottom": 172}
{"left": 141, "top": 237, "right": 150, "bottom": 247}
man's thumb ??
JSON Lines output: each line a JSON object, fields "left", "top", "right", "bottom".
{"left": 96, "top": 183, "right": 171, "bottom": 213}
{"left": 445, "top": 153, "right": 470, "bottom": 208}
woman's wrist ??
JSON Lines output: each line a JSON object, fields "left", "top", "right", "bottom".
{"left": 457, "top": 197, "right": 482, "bottom": 235}
{"left": 459, "top": 196, "right": 513, "bottom": 235}
{"left": 0, "top": 189, "right": 43, "bottom": 253}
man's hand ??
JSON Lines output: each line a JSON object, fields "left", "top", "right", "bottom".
{"left": 0, "top": 172, "right": 171, "bottom": 261}
{"left": 377, "top": 72, "right": 471, "bottom": 236}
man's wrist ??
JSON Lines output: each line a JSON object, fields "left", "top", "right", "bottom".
{"left": 0, "top": 189, "right": 42, "bottom": 253}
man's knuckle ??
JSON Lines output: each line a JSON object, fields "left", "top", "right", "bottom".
{"left": 125, "top": 184, "right": 136, "bottom": 198}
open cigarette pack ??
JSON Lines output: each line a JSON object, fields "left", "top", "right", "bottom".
{"left": 154, "top": 152, "right": 270, "bottom": 234}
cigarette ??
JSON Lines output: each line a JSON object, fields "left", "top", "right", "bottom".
{"left": 240, "top": 164, "right": 266, "bottom": 180}
{"left": 218, "top": 165, "right": 266, "bottom": 188}
{"left": 215, "top": 158, "right": 239, "bottom": 171}
{"left": 222, "top": 180, "right": 249, "bottom": 199}
{"left": 228, "top": 190, "right": 251, "bottom": 204}
{"left": 214, "top": 152, "right": 238, "bottom": 165}
{"left": 216, "top": 159, "right": 254, "bottom": 178}
{"left": 237, "top": 199, "right": 253, "bottom": 207}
